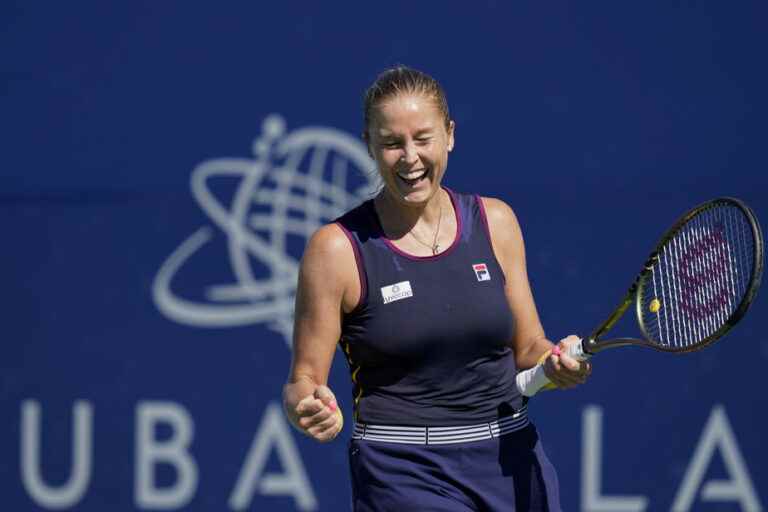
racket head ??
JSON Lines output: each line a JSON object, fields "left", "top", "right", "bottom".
{"left": 635, "top": 197, "right": 763, "bottom": 353}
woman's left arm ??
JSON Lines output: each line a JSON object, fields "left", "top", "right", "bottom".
{"left": 481, "top": 197, "right": 591, "bottom": 389}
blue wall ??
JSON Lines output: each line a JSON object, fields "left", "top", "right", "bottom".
{"left": 2, "top": 2, "right": 766, "bottom": 510}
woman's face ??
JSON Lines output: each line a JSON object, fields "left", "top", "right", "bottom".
{"left": 366, "top": 93, "right": 455, "bottom": 207}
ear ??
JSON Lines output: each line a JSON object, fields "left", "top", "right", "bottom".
{"left": 447, "top": 120, "right": 456, "bottom": 152}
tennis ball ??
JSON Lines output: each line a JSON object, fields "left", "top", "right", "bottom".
{"left": 649, "top": 298, "right": 661, "bottom": 313}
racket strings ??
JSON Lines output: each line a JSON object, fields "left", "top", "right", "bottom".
{"left": 642, "top": 204, "right": 756, "bottom": 348}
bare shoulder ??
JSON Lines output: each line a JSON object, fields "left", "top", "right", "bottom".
{"left": 298, "top": 222, "right": 359, "bottom": 308}
{"left": 303, "top": 223, "right": 354, "bottom": 260}
{"left": 301, "top": 223, "right": 356, "bottom": 277}
{"left": 480, "top": 196, "right": 523, "bottom": 246}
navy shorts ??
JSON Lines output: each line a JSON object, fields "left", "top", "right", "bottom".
{"left": 348, "top": 423, "right": 561, "bottom": 511}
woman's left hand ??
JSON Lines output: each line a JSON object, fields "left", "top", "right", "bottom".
{"left": 542, "top": 335, "right": 593, "bottom": 389}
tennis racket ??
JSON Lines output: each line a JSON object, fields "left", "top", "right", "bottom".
{"left": 516, "top": 197, "right": 764, "bottom": 397}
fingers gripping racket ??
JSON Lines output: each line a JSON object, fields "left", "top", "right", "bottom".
{"left": 516, "top": 197, "right": 764, "bottom": 397}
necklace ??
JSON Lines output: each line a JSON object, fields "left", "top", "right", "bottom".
{"left": 408, "top": 197, "right": 444, "bottom": 255}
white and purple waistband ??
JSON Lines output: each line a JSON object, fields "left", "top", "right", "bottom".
{"left": 352, "top": 405, "right": 529, "bottom": 445}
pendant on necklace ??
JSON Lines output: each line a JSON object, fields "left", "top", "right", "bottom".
{"left": 432, "top": 244, "right": 439, "bottom": 255}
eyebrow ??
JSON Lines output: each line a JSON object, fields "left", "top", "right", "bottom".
{"left": 376, "top": 126, "right": 435, "bottom": 138}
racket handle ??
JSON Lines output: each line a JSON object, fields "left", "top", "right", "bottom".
{"left": 516, "top": 340, "right": 589, "bottom": 397}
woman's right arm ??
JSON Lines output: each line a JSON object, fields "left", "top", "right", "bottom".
{"left": 283, "top": 223, "right": 359, "bottom": 442}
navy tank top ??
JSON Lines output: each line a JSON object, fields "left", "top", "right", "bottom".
{"left": 335, "top": 189, "right": 524, "bottom": 426}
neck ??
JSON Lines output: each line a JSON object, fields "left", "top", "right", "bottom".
{"left": 376, "top": 188, "right": 445, "bottom": 232}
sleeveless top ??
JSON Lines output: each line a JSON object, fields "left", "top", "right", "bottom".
{"left": 335, "top": 189, "right": 524, "bottom": 426}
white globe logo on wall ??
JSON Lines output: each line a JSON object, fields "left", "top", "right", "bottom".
{"left": 153, "top": 115, "right": 378, "bottom": 346}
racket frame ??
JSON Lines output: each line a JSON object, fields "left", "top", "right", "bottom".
{"left": 584, "top": 197, "right": 763, "bottom": 356}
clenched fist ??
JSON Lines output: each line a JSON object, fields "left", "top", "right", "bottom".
{"left": 285, "top": 384, "right": 344, "bottom": 443}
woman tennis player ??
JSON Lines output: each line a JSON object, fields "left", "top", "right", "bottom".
{"left": 283, "top": 66, "right": 592, "bottom": 511}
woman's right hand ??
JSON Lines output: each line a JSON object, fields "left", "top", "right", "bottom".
{"left": 285, "top": 384, "right": 343, "bottom": 443}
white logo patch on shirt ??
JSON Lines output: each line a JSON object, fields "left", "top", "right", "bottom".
{"left": 381, "top": 281, "right": 413, "bottom": 304}
{"left": 473, "top": 263, "right": 491, "bottom": 282}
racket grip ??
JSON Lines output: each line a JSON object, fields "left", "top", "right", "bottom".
{"left": 515, "top": 340, "right": 589, "bottom": 397}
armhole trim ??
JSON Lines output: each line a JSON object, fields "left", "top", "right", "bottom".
{"left": 475, "top": 195, "right": 507, "bottom": 285}
{"left": 335, "top": 221, "right": 368, "bottom": 313}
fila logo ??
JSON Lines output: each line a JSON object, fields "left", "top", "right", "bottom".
{"left": 381, "top": 281, "right": 414, "bottom": 304}
{"left": 473, "top": 263, "right": 491, "bottom": 282}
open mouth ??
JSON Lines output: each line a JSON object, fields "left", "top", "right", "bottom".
{"left": 396, "top": 168, "right": 429, "bottom": 186}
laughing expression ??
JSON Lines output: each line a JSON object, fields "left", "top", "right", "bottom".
{"left": 366, "top": 93, "right": 455, "bottom": 207}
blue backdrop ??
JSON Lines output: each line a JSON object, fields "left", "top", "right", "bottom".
{"left": 2, "top": 2, "right": 766, "bottom": 511}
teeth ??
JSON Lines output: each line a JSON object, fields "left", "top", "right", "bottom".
{"left": 397, "top": 169, "right": 428, "bottom": 181}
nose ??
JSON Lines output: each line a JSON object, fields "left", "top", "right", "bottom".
{"left": 400, "top": 141, "right": 418, "bottom": 165}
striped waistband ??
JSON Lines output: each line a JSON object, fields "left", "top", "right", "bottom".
{"left": 352, "top": 405, "right": 529, "bottom": 445}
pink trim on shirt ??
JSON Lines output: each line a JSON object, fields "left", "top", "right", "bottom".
{"left": 475, "top": 194, "right": 507, "bottom": 284}
{"left": 335, "top": 222, "right": 368, "bottom": 312}
{"left": 378, "top": 187, "right": 463, "bottom": 262}
{"left": 476, "top": 194, "right": 494, "bottom": 250}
